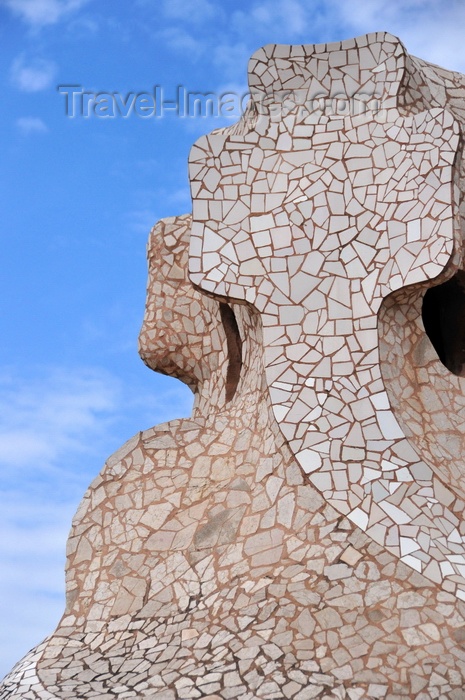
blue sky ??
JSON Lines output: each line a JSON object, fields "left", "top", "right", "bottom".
{"left": 1, "top": 0, "right": 465, "bottom": 680}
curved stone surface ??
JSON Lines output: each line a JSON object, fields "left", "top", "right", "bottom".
{"left": 3, "top": 32, "right": 465, "bottom": 699}
{"left": 188, "top": 32, "right": 465, "bottom": 597}
{"left": 1, "top": 213, "right": 465, "bottom": 698}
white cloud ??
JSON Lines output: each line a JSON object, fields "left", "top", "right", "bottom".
{"left": 323, "top": 0, "right": 465, "bottom": 73}
{"left": 158, "top": 26, "right": 204, "bottom": 58}
{"left": 162, "top": 0, "right": 217, "bottom": 24}
{"left": 0, "top": 367, "right": 120, "bottom": 477}
{"left": 0, "top": 517, "right": 68, "bottom": 678}
{"left": 0, "top": 366, "right": 121, "bottom": 677}
{"left": 16, "top": 116, "right": 48, "bottom": 134}
{"left": 258, "top": 0, "right": 308, "bottom": 35}
{"left": 126, "top": 174, "right": 195, "bottom": 233}
{"left": 0, "top": 365, "right": 194, "bottom": 487}
{"left": 232, "top": 0, "right": 313, "bottom": 40}
{"left": 0, "top": 0, "right": 90, "bottom": 28}
{"left": 0, "top": 365, "right": 193, "bottom": 678}
{"left": 214, "top": 42, "right": 251, "bottom": 81}
{"left": 126, "top": 207, "right": 160, "bottom": 234}
{"left": 0, "top": 482, "right": 82, "bottom": 679}
{"left": 329, "top": 0, "right": 439, "bottom": 28}
{"left": 66, "top": 13, "right": 98, "bottom": 35}
{"left": 126, "top": 193, "right": 192, "bottom": 231}
{"left": 168, "top": 186, "right": 192, "bottom": 207}
{"left": 10, "top": 55, "right": 56, "bottom": 92}
{"left": 227, "top": 0, "right": 465, "bottom": 77}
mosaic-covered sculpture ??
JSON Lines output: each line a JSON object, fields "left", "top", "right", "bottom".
{"left": 3, "top": 32, "right": 465, "bottom": 699}
{"left": 188, "top": 33, "right": 465, "bottom": 596}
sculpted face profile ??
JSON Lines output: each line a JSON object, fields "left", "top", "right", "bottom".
{"left": 5, "top": 30, "right": 465, "bottom": 699}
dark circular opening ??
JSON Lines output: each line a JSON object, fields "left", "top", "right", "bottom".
{"left": 422, "top": 270, "right": 465, "bottom": 377}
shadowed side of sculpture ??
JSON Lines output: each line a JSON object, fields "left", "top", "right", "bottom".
{"left": 422, "top": 270, "right": 465, "bottom": 377}
{"left": 218, "top": 302, "right": 243, "bottom": 402}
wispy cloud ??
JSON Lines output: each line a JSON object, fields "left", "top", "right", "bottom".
{"left": 214, "top": 42, "right": 251, "bottom": 82}
{"left": 329, "top": 0, "right": 444, "bottom": 29}
{"left": 0, "top": 365, "right": 121, "bottom": 677}
{"left": 126, "top": 200, "right": 191, "bottom": 233}
{"left": 16, "top": 116, "right": 48, "bottom": 134}
{"left": 327, "top": 0, "right": 465, "bottom": 72}
{"left": 0, "top": 364, "right": 193, "bottom": 492}
{"left": 0, "top": 364, "right": 193, "bottom": 677}
{"left": 0, "top": 0, "right": 91, "bottom": 28}
{"left": 126, "top": 207, "right": 160, "bottom": 234}
{"left": 10, "top": 55, "right": 56, "bottom": 92}
{"left": 0, "top": 367, "right": 120, "bottom": 480}
{"left": 0, "top": 492, "right": 70, "bottom": 678}
{"left": 224, "top": 0, "right": 465, "bottom": 76}
{"left": 67, "top": 13, "right": 98, "bottom": 35}
{"left": 125, "top": 176, "right": 194, "bottom": 233}
{"left": 162, "top": 0, "right": 218, "bottom": 24}
{"left": 231, "top": 0, "right": 314, "bottom": 41}
{"left": 157, "top": 26, "right": 205, "bottom": 59}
